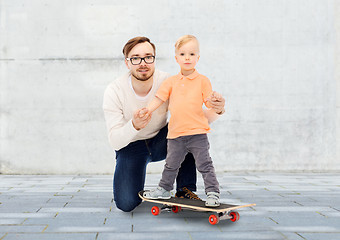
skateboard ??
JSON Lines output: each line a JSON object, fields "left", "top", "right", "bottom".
{"left": 138, "top": 191, "right": 256, "bottom": 225}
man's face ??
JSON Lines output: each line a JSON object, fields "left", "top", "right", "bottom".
{"left": 125, "top": 42, "right": 155, "bottom": 82}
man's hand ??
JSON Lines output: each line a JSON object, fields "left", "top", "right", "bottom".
{"left": 132, "top": 108, "right": 152, "bottom": 130}
{"left": 138, "top": 108, "right": 149, "bottom": 118}
{"left": 207, "top": 91, "right": 225, "bottom": 115}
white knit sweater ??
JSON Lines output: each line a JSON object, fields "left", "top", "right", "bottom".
{"left": 103, "top": 69, "right": 170, "bottom": 150}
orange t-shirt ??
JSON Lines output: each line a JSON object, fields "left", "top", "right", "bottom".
{"left": 156, "top": 70, "right": 213, "bottom": 139}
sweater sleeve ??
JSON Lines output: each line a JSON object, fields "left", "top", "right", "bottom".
{"left": 103, "top": 84, "right": 139, "bottom": 151}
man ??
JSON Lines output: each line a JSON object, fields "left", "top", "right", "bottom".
{"left": 103, "top": 37, "right": 225, "bottom": 212}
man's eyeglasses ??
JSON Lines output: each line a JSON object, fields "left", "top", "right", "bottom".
{"left": 126, "top": 56, "right": 155, "bottom": 65}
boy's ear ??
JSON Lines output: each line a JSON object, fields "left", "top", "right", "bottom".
{"left": 175, "top": 55, "right": 179, "bottom": 63}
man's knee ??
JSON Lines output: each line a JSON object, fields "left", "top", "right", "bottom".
{"left": 114, "top": 197, "right": 141, "bottom": 212}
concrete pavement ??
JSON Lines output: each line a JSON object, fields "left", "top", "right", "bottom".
{"left": 0, "top": 172, "right": 339, "bottom": 240}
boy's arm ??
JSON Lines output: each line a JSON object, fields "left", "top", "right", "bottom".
{"left": 201, "top": 77, "right": 225, "bottom": 123}
{"left": 139, "top": 97, "right": 165, "bottom": 118}
{"left": 148, "top": 96, "right": 164, "bottom": 113}
{"left": 205, "top": 99, "right": 213, "bottom": 109}
{"left": 211, "top": 91, "right": 225, "bottom": 115}
{"left": 204, "top": 91, "right": 225, "bottom": 123}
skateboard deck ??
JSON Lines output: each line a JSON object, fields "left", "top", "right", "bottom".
{"left": 138, "top": 190, "right": 256, "bottom": 225}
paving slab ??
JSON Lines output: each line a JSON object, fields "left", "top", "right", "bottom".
{"left": 1, "top": 233, "right": 96, "bottom": 240}
{"left": 0, "top": 173, "right": 339, "bottom": 240}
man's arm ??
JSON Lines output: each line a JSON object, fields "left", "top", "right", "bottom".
{"left": 103, "top": 85, "right": 150, "bottom": 151}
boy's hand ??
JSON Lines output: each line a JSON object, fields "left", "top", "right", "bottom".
{"left": 207, "top": 91, "right": 225, "bottom": 115}
{"left": 210, "top": 91, "right": 223, "bottom": 102}
{"left": 132, "top": 108, "right": 152, "bottom": 130}
{"left": 138, "top": 108, "right": 149, "bottom": 118}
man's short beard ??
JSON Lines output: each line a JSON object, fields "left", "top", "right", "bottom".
{"left": 131, "top": 69, "right": 155, "bottom": 82}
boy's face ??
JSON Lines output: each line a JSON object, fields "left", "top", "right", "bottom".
{"left": 175, "top": 40, "right": 200, "bottom": 72}
{"left": 125, "top": 41, "right": 155, "bottom": 82}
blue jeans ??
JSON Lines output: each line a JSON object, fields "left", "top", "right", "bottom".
{"left": 113, "top": 125, "right": 197, "bottom": 212}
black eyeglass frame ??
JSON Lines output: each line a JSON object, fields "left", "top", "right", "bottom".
{"left": 126, "top": 56, "right": 155, "bottom": 65}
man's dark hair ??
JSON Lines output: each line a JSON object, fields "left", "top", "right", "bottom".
{"left": 123, "top": 36, "right": 156, "bottom": 58}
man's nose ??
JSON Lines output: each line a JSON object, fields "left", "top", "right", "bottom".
{"left": 139, "top": 59, "right": 147, "bottom": 66}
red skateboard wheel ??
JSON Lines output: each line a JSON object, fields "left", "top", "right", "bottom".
{"left": 209, "top": 214, "right": 219, "bottom": 225}
{"left": 172, "top": 206, "right": 181, "bottom": 213}
{"left": 151, "top": 206, "right": 160, "bottom": 216}
{"left": 230, "top": 211, "right": 240, "bottom": 222}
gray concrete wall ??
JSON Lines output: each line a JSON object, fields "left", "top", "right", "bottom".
{"left": 0, "top": 0, "right": 339, "bottom": 174}
{"left": 336, "top": 0, "right": 340, "bottom": 173}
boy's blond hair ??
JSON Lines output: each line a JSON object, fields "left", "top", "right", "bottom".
{"left": 175, "top": 35, "right": 199, "bottom": 52}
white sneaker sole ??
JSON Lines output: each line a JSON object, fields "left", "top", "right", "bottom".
{"left": 143, "top": 192, "right": 171, "bottom": 200}
{"left": 205, "top": 202, "right": 221, "bottom": 207}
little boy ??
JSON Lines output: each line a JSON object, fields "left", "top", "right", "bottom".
{"left": 141, "top": 35, "right": 222, "bottom": 207}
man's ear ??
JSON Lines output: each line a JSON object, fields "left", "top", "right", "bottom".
{"left": 125, "top": 59, "right": 130, "bottom": 69}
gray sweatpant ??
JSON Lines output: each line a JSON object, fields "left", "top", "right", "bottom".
{"left": 159, "top": 134, "right": 220, "bottom": 194}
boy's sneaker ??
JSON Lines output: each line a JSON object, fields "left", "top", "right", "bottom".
{"left": 143, "top": 187, "right": 171, "bottom": 199}
{"left": 175, "top": 187, "right": 201, "bottom": 200}
{"left": 205, "top": 192, "right": 220, "bottom": 207}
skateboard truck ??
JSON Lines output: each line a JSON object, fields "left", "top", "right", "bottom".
{"left": 152, "top": 205, "right": 182, "bottom": 215}
{"left": 160, "top": 205, "right": 182, "bottom": 213}
{"left": 212, "top": 211, "right": 240, "bottom": 224}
